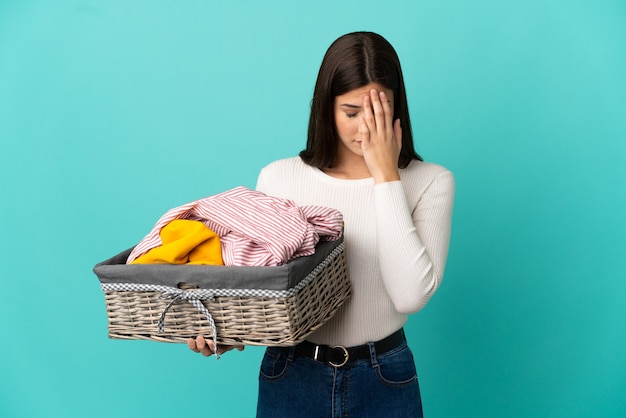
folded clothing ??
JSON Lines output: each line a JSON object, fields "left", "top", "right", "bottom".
{"left": 130, "top": 219, "right": 224, "bottom": 266}
{"left": 127, "top": 186, "right": 343, "bottom": 266}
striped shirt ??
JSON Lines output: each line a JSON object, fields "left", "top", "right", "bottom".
{"left": 126, "top": 186, "right": 343, "bottom": 266}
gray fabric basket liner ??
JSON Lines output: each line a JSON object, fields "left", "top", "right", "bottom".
{"left": 94, "top": 236, "right": 343, "bottom": 292}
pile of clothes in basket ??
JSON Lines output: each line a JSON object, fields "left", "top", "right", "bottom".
{"left": 127, "top": 186, "right": 344, "bottom": 267}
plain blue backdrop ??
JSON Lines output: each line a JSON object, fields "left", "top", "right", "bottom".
{"left": 1, "top": 1, "right": 625, "bottom": 417}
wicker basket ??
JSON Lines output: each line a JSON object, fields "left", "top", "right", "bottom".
{"left": 94, "top": 238, "right": 349, "bottom": 347}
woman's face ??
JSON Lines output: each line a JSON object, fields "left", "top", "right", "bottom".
{"left": 333, "top": 82, "right": 395, "bottom": 161}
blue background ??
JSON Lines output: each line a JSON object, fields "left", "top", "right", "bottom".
{"left": 1, "top": 1, "right": 625, "bottom": 417}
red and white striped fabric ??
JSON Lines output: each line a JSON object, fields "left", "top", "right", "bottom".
{"left": 126, "top": 187, "right": 343, "bottom": 266}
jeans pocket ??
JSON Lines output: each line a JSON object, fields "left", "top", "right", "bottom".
{"left": 259, "top": 348, "right": 290, "bottom": 381}
{"left": 375, "top": 344, "right": 418, "bottom": 387}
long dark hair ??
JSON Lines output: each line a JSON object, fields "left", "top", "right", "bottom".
{"left": 300, "top": 31, "right": 422, "bottom": 169}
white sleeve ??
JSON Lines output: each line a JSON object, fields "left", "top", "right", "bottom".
{"left": 374, "top": 170, "right": 455, "bottom": 314}
{"left": 255, "top": 165, "right": 276, "bottom": 195}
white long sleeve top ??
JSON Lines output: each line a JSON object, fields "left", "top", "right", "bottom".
{"left": 256, "top": 157, "right": 455, "bottom": 347}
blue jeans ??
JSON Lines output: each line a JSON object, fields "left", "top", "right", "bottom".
{"left": 256, "top": 339, "right": 423, "bottom": 417}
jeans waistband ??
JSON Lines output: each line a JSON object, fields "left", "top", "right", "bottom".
{"left": 292, "top": 328, "right": 406, "bottom": 367}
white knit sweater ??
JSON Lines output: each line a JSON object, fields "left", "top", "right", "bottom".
{"left": 256, "top": 157, "right": 455, "bottom": 347}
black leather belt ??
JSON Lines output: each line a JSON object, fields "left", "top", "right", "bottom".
{"left": 293, "top": 328, "right": 405, "bottom": 367}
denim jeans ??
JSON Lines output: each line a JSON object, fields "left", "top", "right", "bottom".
{"left": 256, "top": 339, "right": 423, "bottom": 417}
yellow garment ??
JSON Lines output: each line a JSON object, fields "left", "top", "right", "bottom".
{"left": 131, "top": 219, "right": 224, "bottom": 265}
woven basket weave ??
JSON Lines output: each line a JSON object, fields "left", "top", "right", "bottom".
{"left": 96, "top": 240, "right": 349, "bottom": 346}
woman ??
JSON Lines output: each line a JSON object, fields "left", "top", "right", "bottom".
{"left": 189, "top": 31, "right": 455, "bottom": 417}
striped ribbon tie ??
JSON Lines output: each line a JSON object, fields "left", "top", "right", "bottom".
{"left": 158, "top": 288, "right": 220, "bottom": 359}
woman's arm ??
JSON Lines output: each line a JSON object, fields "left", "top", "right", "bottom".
{"left": 360, "top": 88, "right": 455, "bottom": 314}
{"left": 374, "top": 170, "right": 455, "bottom": 314}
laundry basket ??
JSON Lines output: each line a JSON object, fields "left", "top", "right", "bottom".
{"left": 93, "top": 237, "right": 349, "bottom": 347}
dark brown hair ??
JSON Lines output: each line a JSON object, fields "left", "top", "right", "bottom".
{"left": 300, "top": 31, "right": 422, "bottom": 168}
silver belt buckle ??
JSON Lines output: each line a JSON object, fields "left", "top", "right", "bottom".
{"left": 328, "top": 345, "right": 349, "bottom": 368}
